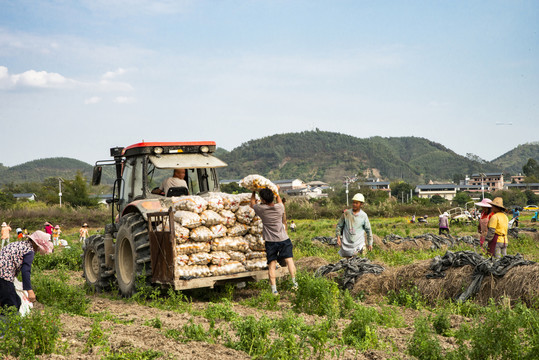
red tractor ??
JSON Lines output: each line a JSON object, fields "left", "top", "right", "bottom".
{"left": 83, "top": 141, "right": 285, "bottom": 296}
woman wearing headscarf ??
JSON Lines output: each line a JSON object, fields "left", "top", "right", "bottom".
{"left": 485, "top": 197, "right": 509, "bottom": 258}
{"left": 0, "top": 231, "right": 53, "bottom": 311}
{"left": 475, "top": 198, "right": 492, "bottom": 250}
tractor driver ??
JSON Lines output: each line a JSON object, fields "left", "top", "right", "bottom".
{"left": 151, "top": 168, "right": 188, "bottom": 195}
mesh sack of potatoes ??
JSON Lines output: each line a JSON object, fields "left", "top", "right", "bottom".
{"left": 219, "top": 209, "right": 236, "bottom": 227}
{"left": 236, "top": 193, "right": 253, "bottom": 206}
{"left": 176, "top": 265, "right": 212, "bottom": 279}
{"left": 249, "top": 217, "right": 263, "bottom": 235}
{"left": 174, "top": 211, "right": 202, "bottom": 229}
{"left": 245, "top": 233, "right": 265, "bottom": 251}
{"left": 211, "top": 236, "right": 249, "bottom": 252}
{"left": 188, "top": 252, "right": 212, "bottom": 265}
{"left": 156, "top": 222, "right": 190, "bottom": 244}
{"left": 190, "top": 226, "right": 213, "bottom": 242}
{"left": 245, "top": 251, "right": 266, "bottom": 260}
{"left": 210, "top": 251, "right": 231, "bottom": 266}
{"left": 175, "top": 241, "right": 211, "bottom": 255}
{"left": 236, "top": 205, "right": 256, "bottom": 224}
{"left": 206, "top": 195, "right": 225, "bottom": 212}
{"left": 227, "top": 250, "right": 246, "bottom": 262}
{"left": 227, "top": 223, "right": 250, "bottom": 237}
{"left": 210, "top": 224, "right": 227, "bottom": 238}
{"left": 239, "top": 174, "right": 278, "bottom": 195}
{"left": 244, "top": 259, "right": 268, "bottom": 271}
{"left": 172, "top": 196, "right": 208, "bottom": 213}
{"left": 200, "top": 210, "right": 224, "bottom": 226}
{"left": 209, "top": 261, "right": 246, "bottom": 276}
{"left": 176, "top": 254, "right": 190, "bottom": 266}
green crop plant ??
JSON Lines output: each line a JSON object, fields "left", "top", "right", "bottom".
{"left": 292, "top": 272, "right": 340, "bottom": 318}
{"left": 204, "top": 298, "right": 238, "bottom": 322}
{"left": 102, "top": 349, "right": 164, "bottom": 360}
{"left": 242, "top": 288, "right": 281, "bottom": 311}
{"left": 143, "top": 316, "right": 162, "bottom": 329}
{"left": 32, "top": 270, "right": 90, "bottom": 315}
{"left": 0, "top": 307, "right": 63, "bottom": 358}
{"left": 33, "top": 244, "right": 83, "bottom": 271}
{"left": 407, "top": 316, "right": 444, "bottom": 360}
{"left": 84, "top": 318, "right": 110, "bottom": 353}
{"left": 227, "top": 315, "right": 273, "bottom": 356}
{"left": 386, "top": 286, "right": 426, "bottom": 310}
{"left": 166, "top": 318, "right": 222, "bottom": 344}
{"left": 432, "top": 310, "right": 452, "bottom": 336}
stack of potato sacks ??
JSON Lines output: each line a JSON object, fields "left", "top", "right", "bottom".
{"left": 169, "top": 192, "right": 267, "bottom": 279}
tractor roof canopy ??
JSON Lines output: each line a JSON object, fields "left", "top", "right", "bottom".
{"left": 149, "top": 154, "right": 227, "bottom": 169}
{"left": 121, "top": 141, "right": 217, "bottom": 157}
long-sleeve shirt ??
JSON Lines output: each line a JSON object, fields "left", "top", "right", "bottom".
{"left": 335, "top": 209, "right": 373, "bottom": 257}
{"left": 0, "top": 240, "right": 35, "bottom": 290}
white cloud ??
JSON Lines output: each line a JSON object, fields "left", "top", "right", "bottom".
{"left": 114, "top": 96, "right": 135, "bottom": 104}
{"left": 84, "top": 96, "right": 102, "bottom": 104}
{"left": 0, "top": 66, "right": 75, "bottom": 89}
{"left": 102, "top": 67, "right": 128, "bottom": 80}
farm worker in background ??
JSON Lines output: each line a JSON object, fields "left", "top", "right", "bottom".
{"left": 336, "top": 193, "right": 373, "bottom": 257}
{"left": 52, "top": 225, "right": 61, "bottom": 247}
{"left": 16, "top": 228, "right": 23, "bottom": 240}
{"left": 23, "top": 228, "right": 28, "bottom": 236}
{"left": 290, "top": 220, "right": 296, "bottom": 232}
{"left": 151, "top": 168, "right": 188, "bottom": 195}
{"left": 1, "top": 222, "right": 11, "bottom": 248}
{"left": 485, "top": 197, "right": 509, "bottom": 258}
{"left": 79, "top": 223, "right": 89, "bottom": 243}
{"left": 438, "top": 212, "right": 450, "bottom": 235}
{"left": 0, "top": 231, "right": 53, "bottom": 311}
{"left": 532, "top": 211, "right": 538, "bottom": 222}
{"left": 511, "top": 208, "right": 520, "bottom": 228}
{"left": 44, "top": 222, "right": 53, "bottom": 236}
{"left": 475, "top": 198, "right": 493, "bottom": 249}
{"left": 250, "top": 188, "right": 298, "bottom": 295}
{"left": 411, "top": 215, "right": 416, "bottom": 224}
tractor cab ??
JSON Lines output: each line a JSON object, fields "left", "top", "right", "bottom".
{"left": 92, "top": 141, "right": 227, "bottom": 218}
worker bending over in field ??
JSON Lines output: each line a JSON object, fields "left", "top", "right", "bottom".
{"left": 485, "top": 197, "right": 509, "bottom": 258}
{"left": 0, "top": 231, "right": 53, "bottom": 312}
{"left": 336, "top": 193, "right": 373, "bottom": 257}
{"left": 152, "top": 168, "right": 188, "bottom": 195}
{"left": 250, "top": 188, "right": 298, "bottom": 295}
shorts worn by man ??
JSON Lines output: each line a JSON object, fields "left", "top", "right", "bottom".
{"left": 336, "top": 193, "right": 373, "bottom": 257}
{"left": 250, "top": 188, "right": 297, "bottom": 295}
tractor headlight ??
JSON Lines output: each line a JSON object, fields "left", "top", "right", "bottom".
{"left": 200, "top": 145, "right": 209, "bottom": 153}
{"left": 153, "top": 147, "right": 164, "bottom": 154}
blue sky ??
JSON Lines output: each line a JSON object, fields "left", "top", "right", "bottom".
{"left": 1, "top": 0, "right": 537, "bottom": 167}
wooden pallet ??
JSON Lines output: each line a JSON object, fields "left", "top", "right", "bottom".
{"left": 171, "top": 267, "right": 288, "bottom": 290}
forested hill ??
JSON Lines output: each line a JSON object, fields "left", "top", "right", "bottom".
{"left": 490, "top": 143, "right": 539, "bottom": 174}
{"left": 0, "top": 158, "right": 93, "bottom": 185}
{"left": 216, "top": 131, "right": 500, "bottom": 183}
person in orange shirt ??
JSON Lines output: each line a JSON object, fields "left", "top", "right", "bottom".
{"left": 16, "top": 228, "right": 24, "bottom": 240}
{"left": 485, "top": 197, "right": 509, "bottom": 258}
{"left": 1, "top": 222, "right": 12, "bottom": 248}
{"left": 79, "top": 223, "right": 89, "bottom": 243}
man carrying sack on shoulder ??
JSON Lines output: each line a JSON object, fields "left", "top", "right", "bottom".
{"left": 336, "top": 193, "right": 373, "bottom": 258}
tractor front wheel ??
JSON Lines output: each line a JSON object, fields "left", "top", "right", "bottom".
{"left": 83, "top": 235, "right": 114, "bottom": 292}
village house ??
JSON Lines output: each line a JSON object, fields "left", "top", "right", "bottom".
{"left": 468, "top": 172, "right": 504, "bottom": 191}
{"left": 415, "top": 184, "right": 458, "bottom": 200}
{"left": 13, "top": 193, "right": 37, "bottom": 201}
{"left": 358, "top": 178, "right": 391, "bottom": 193}
{"left": 511, "top": 174, "right": 526, "bottom": 184}
{"left": 505, "top": 183, "right": 539, "bottom": 195}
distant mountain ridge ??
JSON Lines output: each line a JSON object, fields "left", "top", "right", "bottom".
{"left": 0, "top": 132, "right": 537, "bottom": 185}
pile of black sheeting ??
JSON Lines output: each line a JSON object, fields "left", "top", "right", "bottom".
{"left": 383, "top": 233, "right": 479, "bottom": 250}
{"left": 315, "top": 257, "right": 384, "bottom": 290}
{"left": 508, "top": 227, "right": 537, "bottom": 239}
{"left": 426, "top": 250, "right": 535, "bottom": 302}
{"left": 312, "top": 236, "right": 338, "bottom": 246}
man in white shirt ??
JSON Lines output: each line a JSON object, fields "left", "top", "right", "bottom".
{"left": 152, "top": 169, "right": 188, "bottom": 195}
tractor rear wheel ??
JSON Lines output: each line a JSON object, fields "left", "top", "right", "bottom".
{"left": 115, "top": 212, "right": 152, "bottom": 297}
{"left": 83, "top": 235, "right": 114, "bottom": 292}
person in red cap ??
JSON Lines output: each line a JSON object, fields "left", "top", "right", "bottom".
{"left": 0, "top": 231, "right": 53, "bottom": 311}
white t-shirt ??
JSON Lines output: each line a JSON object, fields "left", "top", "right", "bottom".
{"left": 160, "top": 177, "right": 188, "bottom": 195}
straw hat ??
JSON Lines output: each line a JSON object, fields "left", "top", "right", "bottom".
{"left": 475, "top": 198, "right": 492, "bottom": 208}
{"left": 83, "top": 223, "right": 88, "bottom": 227}
{"left": 490, "top": 197, "right": 506, "bottom": 211}
{"left": 27, "top": 231, "right": 53, "bottom": 254}
{"left": 1, "top": 222, "right": 6, "bottom": 227}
